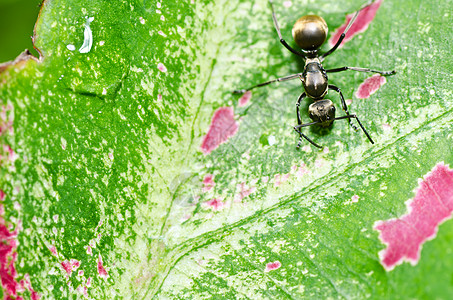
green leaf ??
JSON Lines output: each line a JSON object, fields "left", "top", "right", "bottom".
{"left": 1, "top": 0, "right": 452, "bottom": 298}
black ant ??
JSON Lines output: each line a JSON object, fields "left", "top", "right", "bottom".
{"left": 233, "top": 0, "right": 395, "bottom": 148}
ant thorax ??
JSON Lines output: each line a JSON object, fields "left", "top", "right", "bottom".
{"left": 301, "top": 57, "right": 328, "bottom": 99}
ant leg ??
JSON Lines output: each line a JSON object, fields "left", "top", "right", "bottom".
{"left": 326, "top": 66, "right": 396, "bottom": 76}
{"left": 333, "top": 115, "right": 374, "bottom": 144}
{"left": 232, "top": 72, "right": 302, "bottom": 94}
{"left": 296, "top": 92, "right": 306, "bottom": 125}
{"left": 321, "top": 0, "right": 375, "bottom": 60}
{"left": 293, "top": 121, "right": 322, "bottom": 149}
{"left": 293, "top": 92, "right": 323, "bottom": 148}
{"left": 328, "top": 84, "right": 358, "bottom": 130}
{"left": 268, "top": 0, "right": 306, "bottom": 58}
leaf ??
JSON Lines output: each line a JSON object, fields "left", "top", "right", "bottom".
{"left": 0, "top": 0, "right": 452, "bottom": 298}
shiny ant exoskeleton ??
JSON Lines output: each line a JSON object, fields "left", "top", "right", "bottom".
{"left": 233, "top": 0, "right": 395, "bottom": 148}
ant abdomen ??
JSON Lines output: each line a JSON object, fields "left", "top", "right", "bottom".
{"left": 292, "top": 15, "right": 328, "bottom": 50}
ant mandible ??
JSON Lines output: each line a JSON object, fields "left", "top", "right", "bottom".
{"left": 233, "top": 0, "right": 395, "bottom": 148}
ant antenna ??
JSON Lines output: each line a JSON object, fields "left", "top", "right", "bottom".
{"left": 269, "top": 0, "right": 306, "bottom": 58}
{"left": 321, "top": 0, "right": 375, "bottom": 60}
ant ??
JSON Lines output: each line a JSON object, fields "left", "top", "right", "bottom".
{"left": 233, "top": 0, "right": 395, "bottom": 148}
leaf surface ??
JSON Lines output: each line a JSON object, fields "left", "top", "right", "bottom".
{"left": 0, "top": 0, "right": 452, "bottom": 298}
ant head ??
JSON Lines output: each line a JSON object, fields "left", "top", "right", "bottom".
{"left": 308, "top": 99, "right": 336, "bottom": 127}
{"left": 292, "top": 15, "right": 328, "bottom": 51}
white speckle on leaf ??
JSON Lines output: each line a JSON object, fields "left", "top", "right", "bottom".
{"left": 99, "top": 41, "right": 105, "bottom": 46}
{"left": 79, "top": 17, "right": 95, "bottom": 53}
{"left": 429, "top": 89, "right": 435, "bottom": 95}
{"left": 382, "top": 123, "right": 392, "bottom": 131}
{"left": 417, "top": 21, "right": 432, "bottom": 35}
{"left": 66, "top": 44, "right": 76, "bottom": 51}
{"left": 301, "top": 145, "right": 311, "bottom": 153}
{"left": 268, "top": 135, "right": 276, "bottom": 146}
{"left": 61, "top": 137, "right": 67, "bottom": 150}
{"left": 158, "top": 30, "right": 167, "bottom": 37}
{"left": 139, "top": 17, "right": 145, "bottom": 24}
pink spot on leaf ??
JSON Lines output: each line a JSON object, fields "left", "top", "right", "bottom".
{"left": 374, "top": 162, "right": 453, "bottom": 271}
{"left": 20, "top": 274, "right": 39, "bottom": 300}
{"left": 235, "top": 182, "right": 256, "bottom": 202}
{"left": 295, "top": 163, "right": 311, "bottom": 177}
{"left": 0, "top": 216, "right": 39, "bottom": 299}
{"left": 356, "top": 74, "right": 386, "bottom": 99}
{"left": 382, "top": 123, "right": 392, "bottom": 131}
{"left": 204, "top": 198, "right": 225, "bottom": 211}
{"left": 351, "top": 195, "right": 360, "bottom": 203}
{"left": 274, "top": 173, "right": 290, "bottom": 187}
{"left": 61, "top": 259, "right": 81, "bottom": 277}
{"left": 200, "top": 107, "right": 239, "bottom": 155}
{"left": 238, "top": 91, "right": 252, "bottom": 107}
{"left": 315, "top": 159, "right": 325, "bottom": 168}
{"left": 0, "top": 225, "right": 19, "bottom": 298}
{"left": 0, "top": 190, "right": 5, "bottom": 201}
{"left": 328, "top": 0, "right": 382, "bottom": 47}
{"left": 157, "top": 63, "right": 167, "bottom": 72}
{"left": 97, "top": 254, "right": 108, "bottom": 279}
{"left": 49, "top": 245, "right": 58, "bottom": 256}
{"left": 283, "top": 1, "right": 292, "bottom": 8}
{"left": 202, "top": 174, "right": 215, "bottom": 192}
{"left": 71, "top": 259, "right": 80, "bottom": 269}
{"left": 61, "top": 261, "right": 72, "bottom": 275}
{"left": 264, "top": 261, "right": 282, "bottom": 272}
{"left": 0, "top": 218, "right": 40, "bottom": 299}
